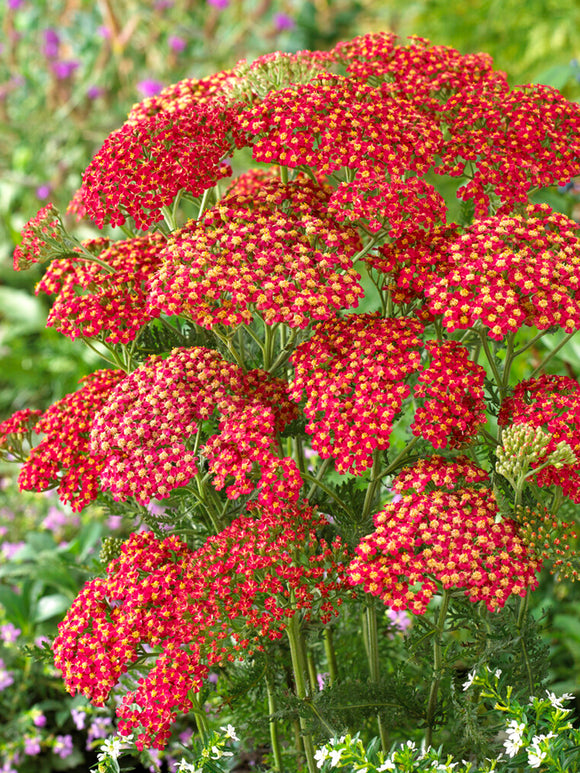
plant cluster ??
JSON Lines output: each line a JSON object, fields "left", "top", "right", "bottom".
{"left": 2, "top": 29, "right": 580, "bottom": 772}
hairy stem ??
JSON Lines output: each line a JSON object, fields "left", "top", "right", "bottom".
{"left": 265, "top": 672, "right": 284, "bottom": 772}
{"left": 286, "top": 613, "right": 317, "bottom": 773}
{"left": 364, "top": 605, "right": 389, "bottom": 753}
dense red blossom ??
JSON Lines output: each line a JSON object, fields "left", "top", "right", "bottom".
{"left": 69, "top": 73, "right": 246, "bottom": 230}
{"left": 332, "top": 32, "right": 506, "bottom": 111}
{"left": 498, "top": 374, "right": 580, "bottom": 503}
{"left": 289, "top": 315, "right": 425, "bottom": 473}
{"left": 90, "top": 347, "right": 301, "bottom": 507}
{"left": 368, "top": 225, "right": 460, "bottom": 320}
{"left": 437, "top": 84, "right": 580, "bottom": 215}
{"left": 37, "top": 234, "right": 166, "bottom": 344}
{"left": 411, "top": 340, "right": 486, "bottom": 448}
{"left": 329, "top": 174, "right": 447, "bottom": 236}
{"left": 147, "top": 172, "right": 364, "bottom": 328}
{"left": 13, "top": 204, "right": 62, "bottom": 270}
{"left": 424, "top": 205, "right": 580, "bottom": 339}
{"left": 236, "top": 74, "right": 442, "bottom": 177}
{"left": 348, "top": 457, "right": 541, "bottom": 613}
{"left": 53, "top": 505, "right": 349, "bottom": 749}
{"left": 17, "top": 370, "right": 125, "bottom": 511}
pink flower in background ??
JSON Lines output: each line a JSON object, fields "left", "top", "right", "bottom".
{"left": 52, "top": 60, "right": 79, "bottom": 79}
{"left": 386, "top": 608, "right": 411, "bottom": 635}
{"left": 0, "top": 659, "right": 15, "bottom": 691}
{"left": 53, "top": 735, "right": 73, "bottom": 759}
{"left": 36, "top": 184, "right": 52, "bottom": 200}
{"left": 1, "top": 542, "right": 25, "bottom": 560}
{"left": 32, "top": 711, "right": 47, "bottom": 727}
{"left": 0, "top": 623, "right": 20, "bottom": 643}
{"left": 137, "top": 79, "right": 165, "bottom": 98}
{"left": 42, "top": 29, "right": 60, "bottom": 59}
{"left": 274, "top": 12, "right": 295, "bottom": 31}
{"left": 207, "top": 0, "right": 229, "bottom": 9}
{"left": 168, "top": 35, "right": 187, "bottom": 53}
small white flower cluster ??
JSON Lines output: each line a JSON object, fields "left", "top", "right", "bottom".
{"left": 173, "top": 724, "right": 239, "bottom": 773}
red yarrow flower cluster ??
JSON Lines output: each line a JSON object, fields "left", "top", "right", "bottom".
{"left": 68, "top": 73, "right": 246, "bottom": 230}
{"left": 290, "top": 314, "right": 425, "bottom": 473}
{"left": 90, "top": 347, "right": 301, "bottom": 507}
{"left": 411, "top": 340, "right": 486, "bottom": 449}
{"left": 17, "top": 369, "right": 125, "bottom": 510}
{"left": 0, "top": 408, "right": 43, "bottom": 458}
{"left": 12, "top": 204, "right": 62, "bottom": 270}
{"left": 348, "top": 456, "right": 541, "bottom": 613}
{"left": 424, "top": 204, "right": 580, "bottom": 339}
{"left": 437, "top": 84, "right": 580, "bottom": 216}
{"left": 498, "top": 374, "right": 580, "bottom": 502}
{"left": 37, "top": 233, "right": 166, "bottom": 344}
{"left": 237, "top": 74, "right": 442, "bottom": 178}
{"left": 332, "top": 32, "right": 506, "bottom": 112}
{"left": 53, "top": 505, "right": 350, "bottom": 749}
{"left": 147, "top": 171, "right": 363, "bottom": 328}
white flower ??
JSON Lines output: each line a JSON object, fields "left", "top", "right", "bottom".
{"left": 527, "top": 748, "right": 547, "bottom": 768}
{"left": 210, "top": 745, "right": 233, "bottom": 760}
{"left": 377, "top": 760, "right": 396, "bottom": 771}
{"left": 328, "top": 748, "right": 343, "bottom": 768}
{"left": 176, "top": 761, "right": 202, "bottom": 773}
{"left": 494, "top": 669, "right": 502, "bottom": 679}
{"left": 503, "top": 719, "right": 526, "bottom": 757}
{"left": 545, "top": 690, "right": 574, "bottom": 711}
{"left": 220, "top": 724, "right": 239, "bottom": 741}
{"left": 97, "top": 737, "right": 123, "bottom": 762}
{"left": 462, "top": 670, "right": 477, "bottom": 691}
{"left": 314, "top": 747, "right": 330, "bottom": 768}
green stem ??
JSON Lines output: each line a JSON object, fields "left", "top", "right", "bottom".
{"left": 529, "top": 330, "right": 578, "bottom": 378}
{"left": 361, "top": 449, "right": 382, "bottom": 521}
{"left": 479, "top": 330, "right": 506, "bottom": 399}
{"left": 376, "top": 436, "right": 419, "bottom": 482}
{"left": 365, "top": 605, "right": 389, "bottom": 753}
{"left": 516, "top": 592, "right": 534, "bottom": 695}
{"left": 286, "top": 614, "right": 317, "bottom": 773}
{"left": 323, "top": 628, "right": 338, "bottom": 684}
{"left": 266, "top": 672, "right": 284, "bottom": 772}
{"left": 190, "top": 691, "right": 210, "bottom": 734}
{"left": 306, "top": 458, "right": 332, "bottom": 500}
{"left": 197, "top": 186, "right": 212, "bottom": 219}
{"left": 512, "top": 329, "right": 548, "bottom": 357}
{"left": 279, "top": 165, "right": 289, "bottom": 185}
{"left": 425, "top": 589, "right": 451, "bottom": 748}
{"left": 300, "top": 471, "right": 354, "bottom": 517}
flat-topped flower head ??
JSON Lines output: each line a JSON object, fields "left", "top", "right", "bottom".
{"left": 90, "top": 347, "right": 301, "bottom": 506}
{"left": 54, "top": 505, "right": 349, "bottom": 749}
{"left": 498, "top": 374, "right": 580, "bottom": 502}
{"left": 289, "top": 314, "right": 425, "bottom": 473}
{"left": 68, "top": 73, "right": 247, "bottom": 230}
{"left": 17, "top": 369, "right": 126, "bottom": 510}
{"left": 332, "top": 32, "right": 505, "bottom": 110}
{"left": 236, "top": 74, "right": 442, "bottom": 177}
{"left": 147, "top": 172, "right": 364, "bottom": 329}
{"left": 437, "top": 85, "right": 580, "bottom": 215}
{"left": 424, "top": 205, "right": 580, "bottom": 339}
{"left": 37, "top": 233, "right": 166, "bottom": 344}
{"left": 348, "top": 457, "right": 541, "bottom": 613}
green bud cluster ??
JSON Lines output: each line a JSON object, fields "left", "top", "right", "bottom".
{"left": 99, "top": 536, "right": 124, "bottom": 566}
{"left": 228, "top": 52, "right": 326, "bottom": 103}
{"left": 496, "top": 423, "right": 576, "bottom": 488}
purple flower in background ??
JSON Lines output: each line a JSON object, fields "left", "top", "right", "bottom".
{"left": 107, "top": 514, "right": 123, "bottom": 530}
{"left": 147, "top": 749, "right": 162, "bottom": 772}
{"left": 0, "top": 659, "right": 14, "bottom": 691}
{"left": 207, "top": 0, "right": 229, "bottom": 9}
{"left": 23, "top": 736, "right": 41, "bottom": 756}
{"left": 42, "top": 505, "right": 79, "bottom": 531}
{"left": 53, "top": 735, "right": 73, "bottom": 759}
{"left": 0, "top": 623, "right": 20, "bottom": 643}
{"left": 97, "top": 25, "right": 111, "bottom": 39}
{"left": 52, "top": 60, "right": 79, "bottom": 79}
{"left": 168, "top": 35, "right": 187, "bottom": 53}
{"left": 1, "top": 541, "right": 25, "bottom": 560}
{"left": 208, "top": 672, "right": 219, "bottom": 684}
{"left": 274, "top": 12, "right": 295, "bottom": 31}
{"left": 32, "top": 711, "right": 47, "bottom": 727}
{"left": 42, "top": 29, "right": 60, "bottom": 59}
{"left": 317, "top": 672, "right": 329, "bottom": 691}
{"left": 87, "top": 85, "right": 104, "bottom": 100}
{"left": 8, "top": 0, "right": 25, "bottom": 10}
{"left": 179, "top": 728, "right": 194, "bottom": 744}
{"left": 386, "top": 607, "right": 411, "bottom": 636}
{"left": 137, "top": 79, "right": 164, "bottom": 98}
{"left": 36, "top": 184, "right": 52, "bottom": 200}
{"left": 86, "top": 716, "right": 112, "bottom": 748}
{"left": 155, "top": 0, "right": 174, "bottom": 8}
{"left": 71, "top": 707, "right": 86, "bottom": 730}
